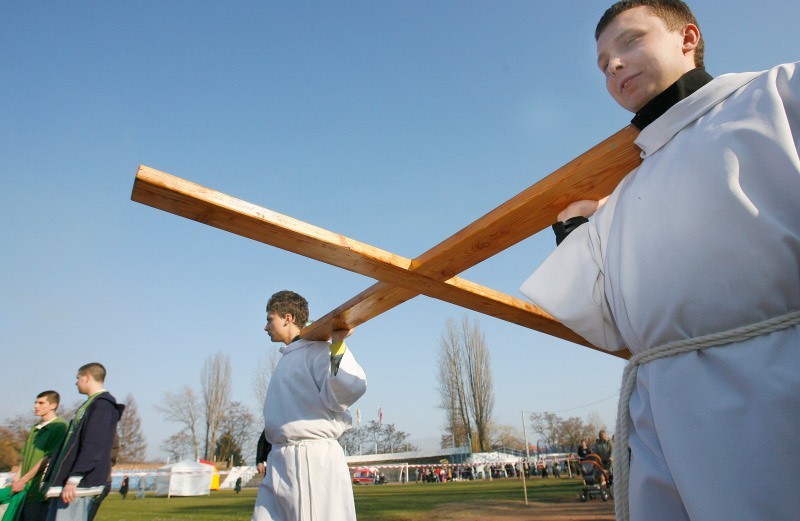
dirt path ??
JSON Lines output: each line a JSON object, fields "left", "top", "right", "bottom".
{"left": 429, "top": 499, "right": 615, "bottom": 521}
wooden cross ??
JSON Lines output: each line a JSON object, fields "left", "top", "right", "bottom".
{"left": 131, "top": 125, "right": 641, "bottom": 359}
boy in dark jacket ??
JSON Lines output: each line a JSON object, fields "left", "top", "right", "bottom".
{"left": 42, "top": 363, "right": 124, "bottom": 521}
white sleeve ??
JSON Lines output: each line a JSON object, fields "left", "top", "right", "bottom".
{"left": 519, "top": 217, "right": 626, "bottom": 351}
{"left": 313, "top": 347, "right": 368, "bottom": 412}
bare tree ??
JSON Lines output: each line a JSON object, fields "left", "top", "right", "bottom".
{"left": 160, "top": 431, "right": 194, "bottom": 461}
{"left": 342, "top": 421, "right": 415, "bottom": 455}
{"left": 117, "top": 394, "right": 147, "bottom": 463}
{"left": 156, "top": 386, "right": 202, "bottom": 461}
{"left": 530, "top": 412, "right": 563, "bottom": 452}
{"left": 363, "top": 420, "right": 382, "bottom": 455}
{"left": 201, "top": 352, "right": 232, "bottom": 461}
{"left": 491, "top": 424, "right": 526, "bottom": 451}
{"left": 436, "top": 316, "right": 495, "bottom": 451}
{"left": 461, "top": 316, "right": 494, "bottom": 451}
{"left": 392, "top": 432, "right": 416, "bottom": 453}
{"left": 585, "top": 411, "right": 607, "bottom": 437}
{"left": 437, "top": 318, "right": 472, "bottom": 448}
{"left": 220, "top": 401, "right": 257, "bottom": 464}
{"left": 528, "top": 412, "right": 605, "bottom": 453}
{"left": 252, "top": 348, "right": 280, "bottom": 407}
{"left": 0, "top": 426, "right": 22, "bottom": 471}
{"left": 558, "top": 416, "right": 592, "bottom": 452}
{"left": 59, "top": 400, "right": 84, "bottom": 423}
{"left": 338, "top": 426, "right": 363, "bottom": 456}
{"left": 1, "top": 414, "right": 32, "bottom": 447}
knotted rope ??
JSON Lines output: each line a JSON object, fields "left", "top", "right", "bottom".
{"left": 614, "top": 309, "right": 800, "bottom": 521}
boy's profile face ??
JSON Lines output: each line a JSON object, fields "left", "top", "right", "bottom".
{"left": 75, "top": 372, "right": 93, "bottom": 395}
{"left": 596, "top": 6, "right": 698, "bottom": 113}
{"left": 264, "top": 310, "right": 295, "bottom": 345}
{"left": 34, "top": 397, "right": 57, "bottom": 418}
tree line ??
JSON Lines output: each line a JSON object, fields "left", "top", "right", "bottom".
{"left": 338, "top": 420, "right": 416, "bottom": 455}
{"left": 529, "top": 411, "right": 607, "bottom": 453}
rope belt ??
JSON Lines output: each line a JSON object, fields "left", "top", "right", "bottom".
{"left": 613, "top": 309, "right": 800, "bottom": 521}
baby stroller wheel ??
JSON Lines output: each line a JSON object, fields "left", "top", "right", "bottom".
{"left": 580, "top": 490, "right": 588, "bottom": 502}
{"left": 601, "top": 489, "right": 609, "bottom": 502}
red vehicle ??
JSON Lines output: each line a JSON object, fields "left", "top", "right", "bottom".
{"left": 352, "top": 467, "right": 383, "bottom": 485}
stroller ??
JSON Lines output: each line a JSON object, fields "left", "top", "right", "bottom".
{"left": 579, "top": 454, "right": 612, "bottom": 502}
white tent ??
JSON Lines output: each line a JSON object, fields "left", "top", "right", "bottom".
{"left": 155, "top": 461, "right": 214, "bottom": 497}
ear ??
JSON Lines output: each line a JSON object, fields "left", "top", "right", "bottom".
{"left": 681, "top": 23, "right": 700, "bottom": 55}
{"left": 284, "top": 313, "right": 295, "bottom": 325}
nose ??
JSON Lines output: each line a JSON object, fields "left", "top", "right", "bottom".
{"left": 606, "top": 56, "right": 623, "bottom": 76}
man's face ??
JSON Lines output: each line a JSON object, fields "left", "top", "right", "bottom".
{"left": 596, "top": 6, "right": 696, "bottom": 113}
{"left": 34, "top": 397, "right": 56, "bottom": 419}
{"left": 75, "top": 373, "right": 90, "bottom": 395}
{"left": 264, "top": 310, "right": 293, "bottom": 345}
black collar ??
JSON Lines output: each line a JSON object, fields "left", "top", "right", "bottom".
{"left": 631, "top": 67, "right": 713, "bottom": 130}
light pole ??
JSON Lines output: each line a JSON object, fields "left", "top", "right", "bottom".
{"left": 520, "top": 411, "right": 530, "bottom": 505}
{"left": 521, "top": 411, "right": 531, "bottom": 461}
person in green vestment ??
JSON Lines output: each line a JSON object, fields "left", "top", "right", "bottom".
{"left": 0, "top": 391, "right": 67, "bottom": 521}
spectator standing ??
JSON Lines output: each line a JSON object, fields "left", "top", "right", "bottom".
{"left": 41, "top": 363, "right": 125, "bottom": 521}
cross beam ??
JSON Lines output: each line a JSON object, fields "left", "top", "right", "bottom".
{"left": 132, "top": 125, "right": 641, "bottom": 359}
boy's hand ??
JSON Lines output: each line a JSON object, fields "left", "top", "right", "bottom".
{"left": 330, "top": 329, "right": 354, "bottom": 344}
{"left": 329, "top": 329, "right": 353, "bottom": 376}
{"left": 62, "top": 483, "right": 77, "bottom": 503}
{"left": 557, "top": 197, "right": 609, "bottom": 222}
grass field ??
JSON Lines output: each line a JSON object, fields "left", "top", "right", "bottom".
{"left": 95, "top": 478, "right": 588, "bottom": 520}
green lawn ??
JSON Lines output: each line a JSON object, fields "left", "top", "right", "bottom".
{"left": 95, "top": 478, "right": 586, "bottom": 521}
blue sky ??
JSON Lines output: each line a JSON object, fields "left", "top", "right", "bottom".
{"left": 2, "top": 1, "right": 797, "bottom": 459}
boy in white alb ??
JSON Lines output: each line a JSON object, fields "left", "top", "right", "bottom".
{"left": 252, "top": 290, "right": 367, "bottom": 521}
{"left": 520, "top": 1, "right": 799, "bottom": 520}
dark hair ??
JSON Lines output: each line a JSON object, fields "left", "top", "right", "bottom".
{"left": 37, "top": 390, "right": 61, "bottom": 407}
{"left": 267, "top": 290, "right": 309, "bottom": 327}
{"left": 596, "top": 0, "right": 704, "bottom": 67}
{"left": 78, "top": 362, "right": 107, "bottom": 383}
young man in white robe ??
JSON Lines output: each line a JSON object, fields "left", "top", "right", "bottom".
{"left": 520, "top": 1, "right": 799, "bottom": 520}
{"left": 252, "top": 290, "right": 367, "bottom": 521}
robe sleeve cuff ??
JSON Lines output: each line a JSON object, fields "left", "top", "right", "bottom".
{"left": 552, "top": 216, "right": 589, "bottom": 246}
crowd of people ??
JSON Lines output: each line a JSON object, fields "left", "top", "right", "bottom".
{"left": 408, "top": 432, "right": 613, "bottom": 485}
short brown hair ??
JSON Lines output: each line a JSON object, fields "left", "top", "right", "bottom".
{"left": 596, "top": 0, "right": 704, "bottom": 67}
{"left": 78, "top": 362, "right": 107, "bottom": 384}
{"left": 37, "top": 390, "right": 60, "bottom": 407}
{"left": 267, "top": 290, "right": 309, "bottom": 327}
